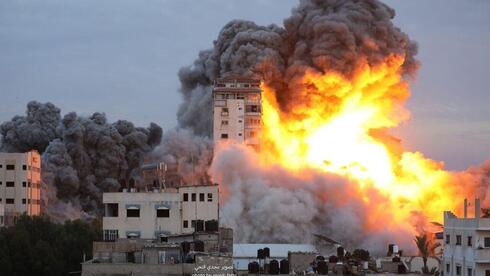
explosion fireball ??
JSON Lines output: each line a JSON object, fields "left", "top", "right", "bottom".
{"left": 175, "top": 0, "right": 488, "bottom": 252}
{"left": 258, "top": 53, "right": 463, "bottom": 237}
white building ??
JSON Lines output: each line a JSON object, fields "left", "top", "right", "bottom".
{"left": 102, "top": 184, "right": 219, "bottom": 241}
{"left": 213, "top": 76, "right": 262, "bottom": 149}
{"left": 0, "top": 150, "right": 41, "bottom": 225}
{"left": 443, "top": 198, "right": 490, "bottom": 276}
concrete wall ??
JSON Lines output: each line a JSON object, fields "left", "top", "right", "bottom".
{"left": 0, "top": 150, "right": 41, "bottom": 225}
{"left": 288, "top": 252, "right": 316, "bottom": 274}
{"left": 82, "top": 256, "right": 233, "bottom": 276}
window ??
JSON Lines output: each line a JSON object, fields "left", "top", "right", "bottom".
{"left": 468, "top": 268, "right": 472, "bottom": 276}
{"left": 157, "top": 209, "right": 170, "bottom": 218}
{"left": 238, "top": 119, "right": 242, "bottom": 123}
{"left": 455, "top": 265, "right": 461, "bottom": 275}
{"left": 484, "top": 237, "right": 490, "bottom": 247}
{"left": 245, "top": 105, "right": 260, "bottom": 113}
{"left": 106, "top": 203, "right": 118, "bottom": 217}
{"left": 183, "top": 220, "right": 189, "bottom": 228}
{"left": 199, "top": 193, "right": 205, "bottom": 202}
{"left": 103, "top": 230, "right": 118, "bottom": 241}
{"left": 28, "top": 182, "right": 31, "bottom": 187}
{"left": 446, "top": 234, "right": 450, "bottom": 244}
{"left": 126, "top": 209, "right": 140, "bottom": 218}
{"left": 486, "top": 270, "right": 490, "bottom": 276}
{"left": 191, "top": 193, "right": 196, "bottom": 202}
{"left": 221, "top": 120, "right": 229, "bottom": 126}
{"left": 183, "top": 193, "right": 188, "bottom": 202}
{"left": 207, "top": 193, "right": 213, "bottom": 202}
{"left": 6, "top": 165, "right": 15, "bottom": 170}
{"left": 446, "top": 264, "right": 450, "bottom": 273}
{"left": 468, "top": 236, "right": 473, "bottom": 246}
{"left": 191, "top": 220, "right": 196, "bottom": 228}
{"left": 456, "top": 235, "right": 462, "bottom": 245}
{"left": 221, "top": 107, "right": 229, "bottom": 115}
{"left": 221, "top": 133, "right": 228, "bottom": 139}
{"left": 22, "top": 199, "right": 26, "bottom": 204}
{"left": 22, "top": 165, "right": 27, "bottom": 170}
{"left": 6, "top": 181, "right": 14, "bottom": 187}
{"left": 0, "top": 181, "right": 2, "bottom": 186}
{"left": 6, "top": 198, "right": 14, "bottom": 204}
{"left": 0, "top": 164, "right": 2, "bottom": 168}
{"left": 238, "top": 133, "right": 242, "bottom": 136}
{"left": 22, "top": 181, "right": 26, "bottom": 187}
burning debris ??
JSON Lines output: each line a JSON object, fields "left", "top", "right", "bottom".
{"left": 0, "top": 101, "right": 162, "bottom": 220}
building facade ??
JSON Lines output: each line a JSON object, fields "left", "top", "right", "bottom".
{"left": 102, "top": 184, "right": 219, "bottom": 241}
{"left": 0, "top": 203, "right": 4, "bottom": 227}
{"left": 213, "top": 76, "right": 262, "bottom": 149}
{"left": 0, "top": 150, "right": 41, "bottom": 225}
{"left": 444, "top": 198, "right": 490, "bottom": 276}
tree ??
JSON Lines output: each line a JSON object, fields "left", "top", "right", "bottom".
{"left": 0, "top": 214, "right": 101, "bottom": 276}
{"left": 414, "top": 233, "right": 440, "bottom": 275}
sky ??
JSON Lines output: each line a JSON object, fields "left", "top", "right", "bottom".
{"left": 0, "top": 0, "right": 488, "bottom": 170}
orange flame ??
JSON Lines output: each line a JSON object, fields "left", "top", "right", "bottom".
{"left": 259, "top": 54, "right": 465, "bottom": 235}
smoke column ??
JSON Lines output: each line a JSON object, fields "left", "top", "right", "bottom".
{"left": 0, "top": 101, "right": 162, "bottom": 221}
{"left": 174, "top": 0, "right": 490, "bottom": 254}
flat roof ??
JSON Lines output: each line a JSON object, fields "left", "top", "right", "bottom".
{"left": 233, "top": 243, "right": 317, "bottom": 258}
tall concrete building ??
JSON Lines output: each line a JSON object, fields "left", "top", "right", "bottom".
{"left": 443, "top": 198, "right": 490, "bottom": 276}
{"left": 0, "top": 150, "right": 41, "bottom": 225}
{"left": 213, "top": 76, "right": 262, "bottom": 149}
{"left": 102, "top": 184, "right": 219, "bottom": 241}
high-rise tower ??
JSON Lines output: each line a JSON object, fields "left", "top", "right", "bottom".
{"left": 212, "top": 76, "right": 262, "bottom": 149}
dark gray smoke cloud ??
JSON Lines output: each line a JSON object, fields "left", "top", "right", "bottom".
{"left": 171, "top": 0, "right": 421, "bottom": 251}
{"left": 0, "top": 101, "right": 61, "bottom": 152}
{"left": 0, "top": 101, "right": 162, "bottom": 219}
{"left": 177, "top": 0, "right": 418, "bottom": 136}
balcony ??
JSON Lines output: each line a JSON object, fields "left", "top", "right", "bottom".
{"left": 475, "top": 248, "right": 490, "bottom": 263}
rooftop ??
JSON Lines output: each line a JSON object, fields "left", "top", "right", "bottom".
{"left": 233, "top": 243, "right": 317, "bottom": 258}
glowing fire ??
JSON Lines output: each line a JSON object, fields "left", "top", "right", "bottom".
{"left": 259, "top": 54, "right": 463, "bottom": 234}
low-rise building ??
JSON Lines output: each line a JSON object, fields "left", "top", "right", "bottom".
{"left": 0, "top": 150, "right": 42, "bottom": 225}
{"left": 443, "top": 198, "right": 490, "bottom": 276}
{"left": 102, "top": 184, "right": 219, "bottom": 241}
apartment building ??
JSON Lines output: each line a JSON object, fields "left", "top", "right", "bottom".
{"left": 444, "top": 198, "right": 490, "bottom": 276}
{"left": 213, "top": 75, "right": 262, "bottom": 149}
{"left": 102, "top": 184, "right": 219, "bottom": 241}
{"left": 0, "top": 150, "right": 41, "bottom": 225}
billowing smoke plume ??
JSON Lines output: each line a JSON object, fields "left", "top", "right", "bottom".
{"left": 172, "top": 0, "right": 421, "bottom": 252}
{"left": 211, "top": 144, "right": 415, "bottom": 253}
{"left": 0, "top": 101, "right": 162, "bottom": 220}
{"left": 150, "top": 128, "right": 213, "bottom": 185}
{"left": 177, "top": 0, "right": 418, "bottom": 136}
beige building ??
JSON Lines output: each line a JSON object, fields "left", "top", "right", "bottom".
{"left": 443, "top": 198, "right": 490, "bottom": 276}
{"left": 102, "top": 184, "right": 219, "bottom": 241}
{"left": 213, "top": 76, "right": 262, "bottom": 149}
{"left": 0, "top": 150, "right": 41, "bottom": 225}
